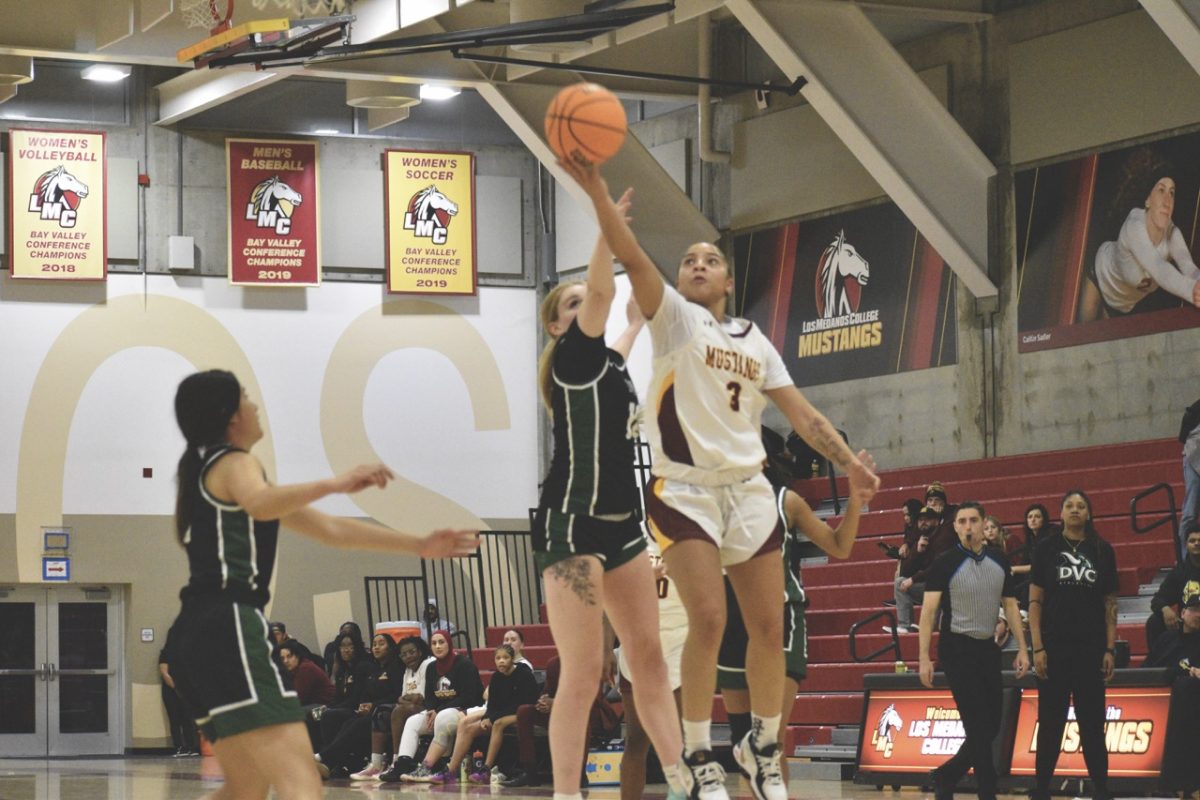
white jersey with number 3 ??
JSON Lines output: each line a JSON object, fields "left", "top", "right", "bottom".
{"left": 645, "top": 286, "right": 792, "bottom": 486}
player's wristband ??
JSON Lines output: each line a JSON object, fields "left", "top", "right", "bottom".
{"left": 1033, "top": 648, "right": 1045, "bottom": 654}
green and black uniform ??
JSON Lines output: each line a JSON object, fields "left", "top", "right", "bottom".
{"left": 535, "top": 319, "right": 646, "bottom": 572}
{"left": 170, "top": 444, "right": 305, "bottom": 742}
{"left": 717, "top": 486, "right": 809, "bottom": 689}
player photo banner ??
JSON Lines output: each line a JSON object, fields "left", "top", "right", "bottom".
{"left": 226, "top": 138, "right": 320, "bottom": 286}
{"left": 734, "top": 202, "right": 957, "bottom": 387}
{"left": 1009, "top": 687, "right": 1171, "bottom": 777}
{"left": 384, "top": 149, "right": 476, "bottom": 295}
{"left": 1016, "top": 131, "right": 1200, "bottom": 352}
{"left": 7, "top": 128, "right": 107, "bottom": 280}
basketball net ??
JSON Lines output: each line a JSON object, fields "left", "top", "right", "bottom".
{"left": 248, "top": 0, "right": 349, "bottom": 16}
{"left": 179, "top": 0, "right": 234, "bottom": 34}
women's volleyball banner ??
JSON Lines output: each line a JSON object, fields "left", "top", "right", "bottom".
{"left": 6, "top": 128, "right": 107, "bottom": 280}
{"left": 384, "top": 149, "right": 476, "bottom": 295}
{"left": 226, "top": 138, "right": 321, "bottom": 286}
{"left": 733, "top": 201, "right": 958, "bottom": 387}
{"left": 1016, "top": 131, "right": 1200, "bottom": 352}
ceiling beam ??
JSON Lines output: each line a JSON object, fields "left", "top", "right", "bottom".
{"left": 729, "top": 0, "right": 997, "bottom": 298}
{"left": 156, "top": 67, "right": 285, "bottom": 125}
{"left": 1139, "top": 0, "right": 1200, "bottom": 78}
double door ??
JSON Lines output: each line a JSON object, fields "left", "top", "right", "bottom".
{"left": 0, "top": 585, "right": 123, "bottom": 756}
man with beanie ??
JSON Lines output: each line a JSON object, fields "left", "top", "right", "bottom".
{"left": 885, "top": 506, "right": 938, "bottom": 633}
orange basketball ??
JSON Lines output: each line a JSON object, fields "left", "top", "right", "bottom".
{"left": 545, "top": 83, "right": 627, "bottom": 166}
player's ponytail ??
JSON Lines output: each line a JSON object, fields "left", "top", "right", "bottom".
{"left": 537, "top": 282, "right": 583, "bottom": 412}
{"left": 173, "top": 370, "right": 242, "bottom": 544}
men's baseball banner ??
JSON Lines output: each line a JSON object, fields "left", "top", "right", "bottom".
{"left": 7, "top": 129, "right": 107, "bottom": 280}
{"left": 1015, "top": 130, "right": 1200, "bottom": 352}
{"left": 1009, "top": 687, "right": 1171, "bottom": 777}
{"left": 384, "top": 149, "right": 476, "bottom": 295}
{"left": 733, "top": 201, "right": 957, "bottom": 387}
{"left": 226, "top": 138, "right": 320, "bottom": 286}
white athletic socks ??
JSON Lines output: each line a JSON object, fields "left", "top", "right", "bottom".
{"left": 370, "top": 753, "right": 384, "bottom": 768}
{"left": 553, "top": 793, "right": 583, "bottom": 800}
{"left": 683, "top": 718, "right": 713, "bottom": 755}
{"left": 751, "top": 713, "right": 781, "bottom": 748}
{"left": 663, "top": 761, "right": 687, "bottom": 793}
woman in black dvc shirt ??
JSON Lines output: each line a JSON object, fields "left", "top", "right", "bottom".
{"left": 1028, "top": 490, "right": 1118, "bottom": 800}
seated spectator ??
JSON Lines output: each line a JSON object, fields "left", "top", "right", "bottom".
{"left": 378, "top": 630, "right": 483, "bottom": 783}
{"left": 419, "top": 599, "right": 457, "bottom": 642}
{"left": 360, "top": 636, "right": 434, "bottom": 780}
{"left": 1011, "top": 503, "right": 1055, "bottom": 607}
{"left": 447, "top": 644, "right": 539, "bottom": 784}
{"left": 269, "top": 621, "right": 321, "bottom": 687}
{"left": 885, "top": 505, "right": 937, "bottom": 633}
{"left": 306, "top": 633, "right": 368, "bottom": 750}
{"left": 315, "top": 633, "right": 404, "bottom": 779}
{"left": 322, "top": 621, "right": 364, "bottom": 675}
{"left": 880, "top": 499, "right": 923, "bottom": 561}
{"left": 503, "top": 629, "right": 533, "bottom": 670}
{"left": 984, "top": 515, "right": 1026, "bottom": 646}
{"left": 1147, "top": 525, "right": 1200, "bottom": 647}
{"left": 1143, "top": 590, "right": 1200, "bottom": 799}
{"left": 281, "top": 643, "right": 335, "bottom": 707}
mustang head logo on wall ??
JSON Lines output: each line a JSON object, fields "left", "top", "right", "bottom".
{"left": 28, "top": 166, "right": 89, "bottom": 229}
{"left": 403, "top": 185, "right": 458, "bottom": 245}
{"left": 245, "top": 176, "right": 303, "bottom": 235}
{"left": 871, "top": 703, "right": 903, "bottom": 758}
{"left": 815, "top": 229, "right": 870, "bottom": 318}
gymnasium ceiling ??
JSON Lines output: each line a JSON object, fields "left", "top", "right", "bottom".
{"left": 2, "top": 0, "right": 1198, "bottom": 298}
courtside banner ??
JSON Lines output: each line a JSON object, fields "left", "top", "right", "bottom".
{"left": 857, "top": 691, "right": 970, "bottom": 773}
{"left": 7, "top": 128, "right": 107, "bottom": 280}
{"left": 1009, "top": 687, "right": 1170, "bottom": 777}
{"left": 226, "top": 138, "right": 320, "bottom": 286}
{"left": 733, "top": 201, "right": 957, "bottom": 387}
{"left": 384, "top": 149, "right": 476, "bottom": 295}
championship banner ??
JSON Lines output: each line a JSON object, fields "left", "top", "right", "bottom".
{"left": 858, "top": 691, "right": 971, "bottom": 773}
{"left": 6, "top": 128, "right": 107, "bottom": 280}
{"left": 1009, "top": 687, "right": 1171, "bottom": 777}
{"left": 734, "top": 201, "right": 957, "bottom": 388}
{"left": 226, "top": 138, "right": 320, "bottom": 286}
{"left": 384, "top": 149, "right": 476, "bottom": 295}
{"left": 1016, "top": 130, "right": 1200, "bottom": 352}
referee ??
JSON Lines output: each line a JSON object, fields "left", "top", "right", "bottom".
{"left": 919, "top": 501, "right": 1030, "bottom": 800}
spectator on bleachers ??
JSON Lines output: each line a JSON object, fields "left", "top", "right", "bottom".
{"left": 984, "top": 516, "right": 1025, "bottom": 647}
{"left": 322, "top": 621, "right": 364, "bottom": 675}
{"left": 269, "top": 621, "right": 321, "bottom": 687}
{"left": 502, "top": 629, "right": 533, "bottom": 670}
{"left": 1012, "top": 504, "right": 1054, "bottom": 606}
{"left": 885, "top": 505, "right": 938, "bottom": 634}
{"left": 419, "top": 598, "right": 457, "bottom": 642}
{"left": 1179, "top": 397, "right": 1200, "bottom": 563}
{"left": 917, "top": 482, "right": 961, "bottom": 561}
{"left": 306, "top": 633, "right": 369, "bottom": 750}
{"left": 1148, "top": 525, "right": 1200, "bottom": 647}
{"left": 280, "top": 643, "right": 335, "bottom": 708}
{"left": 1143, "top": 589, "right": 1200, "bottom": 799}
{"left": 880, "top": 499, "right": 923, "bottom": 561}
{"left": 446, "top": 644, "right": 539, "bottom": 784}
{"left": 314, "top": 633, "right": 404, "bottom": 779}
{"left": 380, "top": 630, "right": 483, "bottom": 783}
{"left": 1028, "top": 490, "right": 1118, "bottom": 800}
{"left": 358, "top": 635, "right": 433, "bottom": 780}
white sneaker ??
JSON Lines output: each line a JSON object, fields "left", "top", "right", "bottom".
{"left": 350, "top": 764, "right": 384, "bottom": 781}
{"left": 734, "top": 731, "right": 787, "bottom": 800}
{"left": 683, "top": 749, "right": 728, "bottom": 800}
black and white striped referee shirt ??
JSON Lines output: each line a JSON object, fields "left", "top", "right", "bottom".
{"left": 925, "top": 544, "right": 1016, "bottom": 639}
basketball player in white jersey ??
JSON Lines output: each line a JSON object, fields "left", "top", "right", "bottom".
{"left": 561, "top": 158, "right": 880, "bottom": 800}
{"left": 617, "top": 538, "right": 688, "bottom": 800}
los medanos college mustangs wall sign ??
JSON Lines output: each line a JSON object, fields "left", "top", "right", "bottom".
{"left": 7, "top": 128, "right": 107, "bottom": 280}
{"left": 384, "top": 149, "right": 476, "bottom": 295}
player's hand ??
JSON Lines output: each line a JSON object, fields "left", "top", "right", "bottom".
{"left": 1190, "top": 666, "right": 1200, "bottom": 680}
{"left": 1033, "top": 649, "right": 1048, "bottom": 680}
{"left": 847, "top": 449, "right": 880, "bottom": 505}
{"left": 480, "top": 718, "right": 492, "bottom": 731}
{"left": 1102, "top": 651, "right": 1115, "bottom": 682}
{"left": 900, "top": 577, "right": 913, "bottom": 592}
{"left": 919, "top": 657, "right": 934, "bottom": 689}
{"left": 417, "top": 529, "right": 481, "bottom": 559}
{"left": 615, "top": 186, "right": 635, "bottom": 225}
{"left": 1163, "top": 606, "right": 1180, "bottom": 628}
{"left": 331, "top": 464, "right": 395, "bottom": 494}
{"left": 1012, "top": 650, "right": 1029, "bottom": 679}
{"left": 556, "top": 157, "right": 608, "bottom": 198}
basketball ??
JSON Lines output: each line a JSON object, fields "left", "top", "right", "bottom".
{"left": 545, "top": 83, "right": 627, "bottom": 166}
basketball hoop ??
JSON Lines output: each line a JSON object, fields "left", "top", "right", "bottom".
{"left": 180, "top": 0, "right": 235, "bottom": 34}
{"left": 248, "top": 0, "right": 348, "bottom": 16}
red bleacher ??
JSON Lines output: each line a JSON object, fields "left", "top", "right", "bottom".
{"left": 477, "top": 438, "right": 1181, "bottom": 732}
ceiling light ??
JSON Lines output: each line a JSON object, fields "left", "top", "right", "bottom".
{"left": 420, "top": 84, "right": 460, "bottom": 101}
{"left": 82, "top": 64, "right": 131, "bottom": 83}
{"left": 313, "top": 128, "right": 340, "bottom": 135}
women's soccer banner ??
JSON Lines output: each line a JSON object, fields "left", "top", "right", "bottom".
{"left": 1016, "top": 131, "right": 1200, "bottom": 352}
{"left": 384, "top": 149, "right": 476, "bottom": 295}
{"left": 226, "top": 138, "right": 321, "bottom": 286}
{"left": 7, "top": 128, "right": 107, "bottom": 280}
{"left": 733, "top": 201, "right": 958, "bottom": 388}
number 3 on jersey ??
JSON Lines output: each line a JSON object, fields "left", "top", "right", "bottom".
{"left": 726, "top": 381, "right": 742, "bottom": 412}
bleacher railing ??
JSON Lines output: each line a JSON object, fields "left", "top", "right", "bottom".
{"left": 364, "top": 530, "right": 542, "bottom": 650}
{"left": 849, "top": 609, "right": 902, "bottom": 664}
{"left": 1129, "top": 482, "right": 1180, "bottom": 564}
